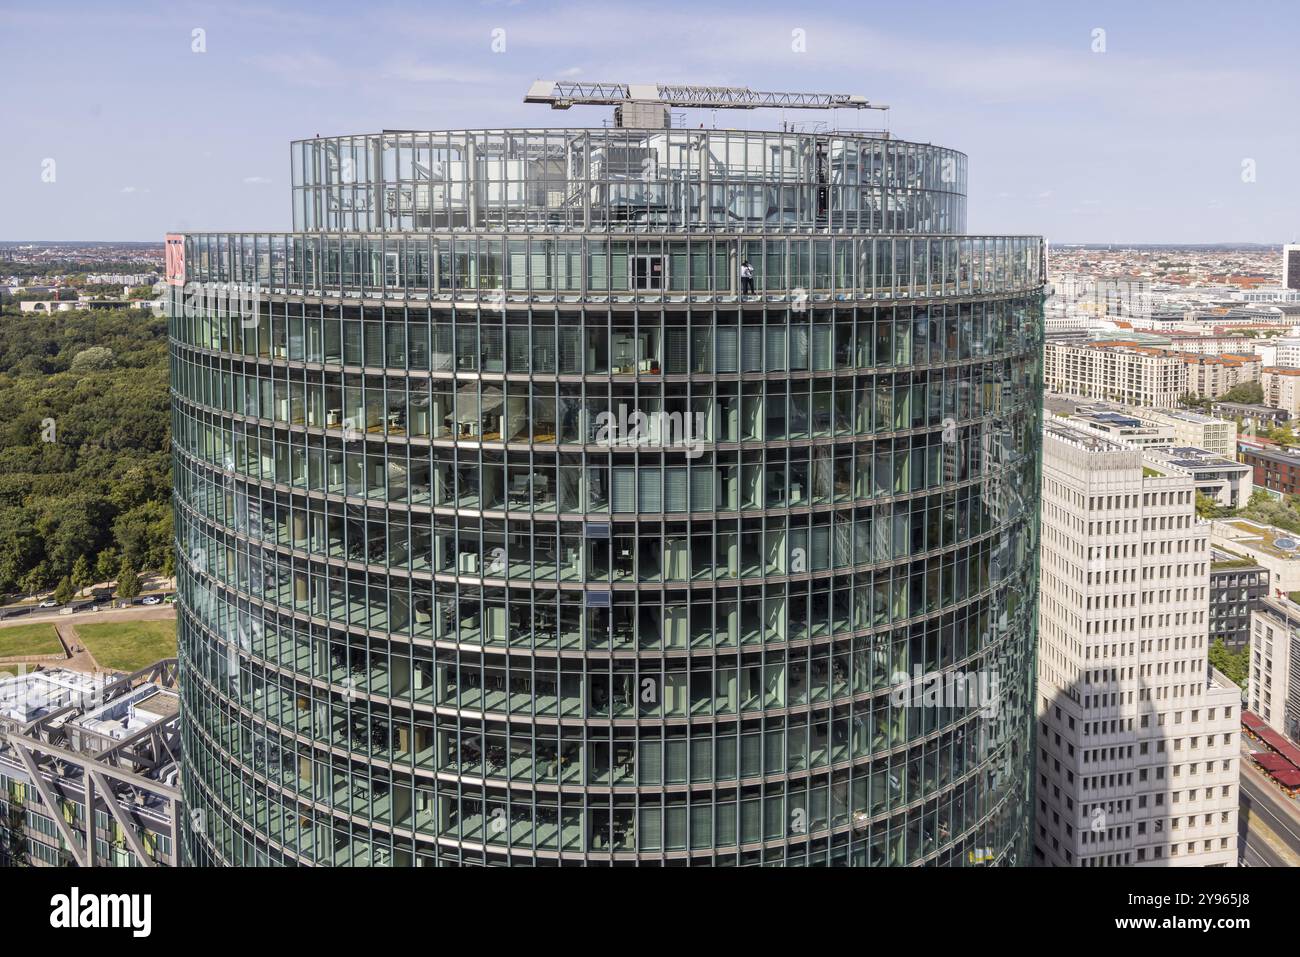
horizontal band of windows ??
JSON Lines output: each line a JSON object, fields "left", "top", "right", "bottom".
{"left": 180, "top": 706, "right": 1023, "bottom": 864}
{"left": 175, "top": 234, "right": 1041, "bottom": 305}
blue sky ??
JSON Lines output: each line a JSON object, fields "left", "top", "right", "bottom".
{"left": 1, "top": 0, "right": 1297, "bottom": 243}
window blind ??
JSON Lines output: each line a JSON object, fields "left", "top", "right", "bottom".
{"left": 764, "top": 326, "right": 786, "bottom": 371}
{"left": 812, "top": 325, "right": 833, "bottom": 370}
{"left": 741, "top": 327, "right": 763, "bottom": 372}
{"left": 611, "top": 468, "right": 637, "bottom": 513}
{"left": 716, "top": 327, "right": 739, "bottom": 373}
{"left": 637, "top": 470, "right": 662, "bottom": 513}
{"left": 664, "top": 327, "right": 688, "bottom": 373}
{"left": 690, "top": 467, "right": 714, "bottom": 511}
{"left": 664, "top": 468, "right": 688, "bottom": 512}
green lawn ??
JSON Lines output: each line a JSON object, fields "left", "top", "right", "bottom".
{"left": 75, "top": 620, "right": 177, "bottom": 672}
{"left": 0, "top": 623, "right": 63, "bottom": 658}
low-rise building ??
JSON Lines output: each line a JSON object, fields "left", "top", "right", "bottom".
{"left": 0, "top": 660, "right": 180, "bottom": 867}
{"left": 1211, "top": 519, "right": 1300, "bottom": 595}
{"left": 1142, "top": 446, "right": 1253, "bottom": 509}
{"left": 1059, "top": 407, "right": 1175, "bottom": 447}
{"left": 1210, "top": 549, "right": 1269, "bottom": 651}
{"left": 1211, "top": 401, "right": 1289, "bottom": 434}
{"left": 1048, "top": 401, "right": 1237, "bottom": 457}
{"left": 1141, "top": 407, "right": 1237, "bottom": 458}
{"left": 1240, "top": 443, "right": 1300, "bottom": 498}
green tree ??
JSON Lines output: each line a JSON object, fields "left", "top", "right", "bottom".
{"left": 70, "top": 554, "right": 92, "bottom": 592}
{"left": 69, "top": 345, "right": 115, "bottom": 372}
{"left": 0, "top": 305, "right": 170, "bottom": 597}
{"left": 18, "top": 566, "right": 44, "bottom": 599}
{"left": 52, "top": 576, "right": 73, "bottom": 604}
{"left": 115, "top": 559, "right": 141, "bottom": 599}
{"left": 1217, "top": 381, "right": 1264, "bottom": 405}
{"left": 1209, "top": 638, "right": 1249, "bottom": 689}
{"left": 1195, "top": 491, "right": 1232, "bottom": 520}
{"left": 94, "top": 548, "right": 119, "bottom": 585}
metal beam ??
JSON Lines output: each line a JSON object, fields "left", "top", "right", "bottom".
{"left": 525, "top": 80, "right": 886, "bottom": 112}
{"left": 89, "top": 768, "right": 155, "bottom": 868}
{"left": 12, "top": 741, "right": 88, "bottom": 867}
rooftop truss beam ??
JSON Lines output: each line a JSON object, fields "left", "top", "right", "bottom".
{"left": 525, "top": 81, "right": 886, "bottom": 112}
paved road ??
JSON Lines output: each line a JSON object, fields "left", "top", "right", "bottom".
{"left": 0, "top": 590, "right": 175, "bottom": 624}
{"left": 1239, "top": 741, "right": 1300, "bottom": 866}
{"left": 0, "top": 603, "right": 175, "bottom": 630}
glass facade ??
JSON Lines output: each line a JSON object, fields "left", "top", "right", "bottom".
{"left": 171, "top": 127, "right": 1045, "bottom": 866}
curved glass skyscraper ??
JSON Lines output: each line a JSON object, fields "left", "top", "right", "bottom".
{"left": 170, "top": 121, "right": 1044, "bottom": 866}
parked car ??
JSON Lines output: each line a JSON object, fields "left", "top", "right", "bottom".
{"left": 38, "top": 599, "right": 59, "bottom": 608}
{"left": 141, "top": 595, "right": 162, "bottom": 605}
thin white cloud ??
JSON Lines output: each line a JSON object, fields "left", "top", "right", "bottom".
{"left": 247, "top": 52, "right": 346, "bottom": 89}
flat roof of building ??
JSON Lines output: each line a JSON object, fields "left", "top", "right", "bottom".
{"left": 0, "top": 669, "right": 104, "bottom": 725}
{"left": 73, "top": 684, "right": 180, "bottom": 740}
{"left": 1044, "top": 418, "right": 1132, "bottom": 453}
{"left": 1213, "top": 519, "right": 1300, "bottom": 560}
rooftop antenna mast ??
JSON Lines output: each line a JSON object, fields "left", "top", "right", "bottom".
{"left": 524, "top": 80, "right": 888, "bottom": 130}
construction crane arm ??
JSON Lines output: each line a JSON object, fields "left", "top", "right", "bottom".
{"left": 525, "top": 80, "right": 887, "bottom": 112}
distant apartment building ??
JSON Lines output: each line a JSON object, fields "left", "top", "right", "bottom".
{"left": 0, "top": 661, "right": 181, "bottom": 867}
{"left": 1240, "top": 444, "right": 1300, "bottom": 497}
{"left": 1248, "top": 596, "right": 1300, "bottom": 738}
{"left": 1253, "top": 341, "right": 1278, "bottom": 366}
{"left": 1050, "top": 274, "right": 1157, "bottom": 320}
{"left": 1044, "top": 313, "right": 1092, "bottom": 338}
{"left": 1141, "top": 446, "right": 1253, "bottom": 510}
{"left": 1181, "top": 353, "right": 1261, "bottom": 400}
{"left": 1209, "top": 549, "right": 1268, "bottom": 651}
{"left": 1035, "top": 421, "right": 1240, "bottom": 867}
{"left": 1044, "top": 341, "right": 1186, "bottom": 408}
{"left": 1164, "top": 333, "right": 1260, "bottom": 356}
{"left": 1211, "top": 518, "right": 1300, "bottom": 595}
{"left": 1268, "top": 328, "right": 1300, "bottom": 368}
{"left": 1283, "top": 244, "right": 1300, "bottom": 292}
{"left": 1261, "top": 367, "right": 1300, "bottom": 418}
{"left": 1211, "top": 401, "right": 1289, "bottom": 434}
{"left": 83, "top": 273, "right": 158, "bottom": 286}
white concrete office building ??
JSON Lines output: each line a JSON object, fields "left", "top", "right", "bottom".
{"left": 1247, "top": 596, "right": 1300, "bottom": 739}
{"left": 1141, "top": 408, "right": 1237, "bottom": 458}
{"left": 1035, "top": 421, "right": 1240, "bottom": 867}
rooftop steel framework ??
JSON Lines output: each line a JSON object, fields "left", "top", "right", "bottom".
{"left": 0, "top": 660, "right": 182, "bottom": 867}
{"left": 525, "top": 80, "right": 887, "bottom": 112}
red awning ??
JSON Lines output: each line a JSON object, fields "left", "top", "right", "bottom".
{"left": 1256, "top": 726, "right": 1300, "bottom": 770}
{"left": 1252, "top": 752, "right": 1291, "bottom": 772}
{"left": 1243, "top": 711, "right": 1269, "bottom": 734}
{"left": 1272, "top": 769, "right": 1300, "bottom": 789}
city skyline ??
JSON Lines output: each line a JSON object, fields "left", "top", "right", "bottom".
{"left": 1, "top": 0, "right": 1297, "bottom": 244}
